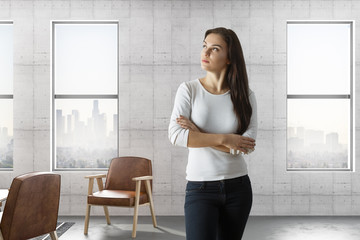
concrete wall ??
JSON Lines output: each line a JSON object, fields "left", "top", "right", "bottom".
{"left": 1, "top": 0, "right": 359, "bottom": 216}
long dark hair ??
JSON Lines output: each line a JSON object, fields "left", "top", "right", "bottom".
{"left": 204, "top": 27, "right": 252, "bottom": 135}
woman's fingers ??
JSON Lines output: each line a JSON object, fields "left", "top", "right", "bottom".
{"left": 242, "top": 136, "right": 255, "bottom": 144}
{"left": 240, "top": 137, "right": 256, "bottom": 148}
{"left": 176, "top": 115, "right": 186, "bottom": 123}
{"left": 224, "top": 134, "right": 256, "bottom": 151}
{"left": 239, "top": 148, "right": 248, "bottom": 154}
{"left": 176, "top": 115, "right": 200, "bottom": 132}
{"left": 176, "top": 118, "right": 190, "bottom": 128}
{"left": 241, "top": 139, "right": 256, "bottom": 149}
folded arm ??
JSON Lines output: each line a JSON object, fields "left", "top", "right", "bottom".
{"left": 176, "top": 115, "right": 255, "bottom": 154}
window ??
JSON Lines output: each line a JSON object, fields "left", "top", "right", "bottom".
{"left": 0, "top": 22, "right": 13, "bottom": 169}
{"left": 52, "top": 21, "right": 118, "bottom": 170}
{"left": 287, "top": 21, "right": 354, "bottom": 171}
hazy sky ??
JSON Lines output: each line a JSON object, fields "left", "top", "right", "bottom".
{"left": 54, "top": 23, "right": 118, "bottom": 95}
{"left": 287, "top": 22, "right": 352, "bottom": 145}
{"left": 0, "top": 24, "right": 12, "bottom": 95}
{"left": 288, "top": 99, "right": 350, "bottom": 145}
{"left": 288, "top": 23, "right": 351, "bottom": 95}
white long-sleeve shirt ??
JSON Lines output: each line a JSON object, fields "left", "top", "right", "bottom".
{"left": 168, "top": 79, "right": 258, "bottom": 181}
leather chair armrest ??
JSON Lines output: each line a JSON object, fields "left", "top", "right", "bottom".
{"left": 132, "top": 176, "right": 153, "bottom": 181}
{"left": 85, "top": 174, "right": 107, "bottom": 179}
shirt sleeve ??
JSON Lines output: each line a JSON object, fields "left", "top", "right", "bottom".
{"left": 168, "top": 82, "right": 191, "bottom": 147}
{"left": 242, "top": 91, "right": 258, "bottom": 140}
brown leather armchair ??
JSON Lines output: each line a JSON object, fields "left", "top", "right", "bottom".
{"left": 0, "top": 172, "right": 61, "bottom": 240}
{"left": 84, "top": 156, "right": 157, "bottom": 238}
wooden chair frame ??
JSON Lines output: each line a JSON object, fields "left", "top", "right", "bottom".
{"left": 84, "top": 174, "right": 157, "bottom": 238}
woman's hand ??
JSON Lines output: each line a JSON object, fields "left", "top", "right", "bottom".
{"left": 176, "top": 115, "right": 201, "bottom": 132}
{"left": 221, "top": 134, "right": 256, "bottom": 154}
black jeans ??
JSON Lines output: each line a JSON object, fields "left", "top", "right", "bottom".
{"left": 184, "top": 175, "right": 252, "bottom": 240}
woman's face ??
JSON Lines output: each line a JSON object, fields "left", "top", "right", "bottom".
{"left": 200, "top": 33, "right": 230, "bottom": 73}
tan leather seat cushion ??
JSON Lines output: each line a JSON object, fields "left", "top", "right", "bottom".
{"left": 88, "top": 190, "right": 149, "bottom": 207}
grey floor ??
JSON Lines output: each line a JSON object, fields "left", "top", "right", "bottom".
{"left": 59, "top": 215, "right": 360, "bottom": 240}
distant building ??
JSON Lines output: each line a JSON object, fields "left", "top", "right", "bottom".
{"left": 288, "top": 127, "right": 296, "bottom": 138}
{"left": 113, "top": 114, "right": 118, "bottom": 134}
{"left": 296, "top": 127, "right": 305, "bottom": 139}
{"left": 326, "top": 132, "right": 339, "bottom": 152}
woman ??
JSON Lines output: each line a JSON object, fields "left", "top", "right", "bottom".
{"left": 168, "top": 27, "right": 257, "bottom": 240}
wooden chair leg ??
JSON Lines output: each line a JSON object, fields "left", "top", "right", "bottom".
{"left": 132, "top": 181, "right": 141, "bottom": 238}
{"left": 84, "top": 204, "right": 91, "bottom": 235}
{"left": 50, "top": 231, "right": 59, "bottom": 240}
{"left": 103, "top": 206, "right": 111, "bottom": 224}
{"left": 145, "top": 180, "right": 157, "bottom": 228}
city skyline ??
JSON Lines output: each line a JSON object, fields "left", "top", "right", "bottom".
{"left": 287, "top": 99, "right": 350, "bottom": 145}
{"left": 55, "top": 99, "right": 117, "bottom": 168}
{"left": 287, "top": 126, "right": 349, "bottom": 169}
{"left": 288, "top": 126, "right": 347, "bottom": 147}
{"left": 55, "top": 99, "right": 117, "bottom": 133}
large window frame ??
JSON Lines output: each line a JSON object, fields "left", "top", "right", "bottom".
{"left": 51, "top": 21, "right": 119, "bottom": 171}
{"left": 286, "top": 20, "right": 354, "bottom": 171}
{"left": 0, "top": 21, "right": 13, "bottom": 170}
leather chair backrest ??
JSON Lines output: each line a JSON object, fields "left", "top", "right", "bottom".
{"left": 0, "top": 172, "right": 61, "bottom": 240}
{"left": 105, "top": 157, "right": 152, "bottom": 192}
